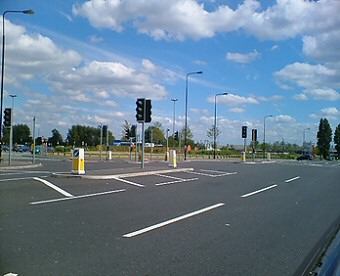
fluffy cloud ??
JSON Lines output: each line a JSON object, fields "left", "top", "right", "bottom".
{"left": 48, "top": 60, "right": 168, "bottom": 100}
{"left": 73, "top": 0, "right": 340, "bottom": 41}
{"left": 5, "top": 20, "right": 82, "bottom": 84}
{"left": 208, "top": 93, "right": 259, "bottom": 105}
{"left": 294, "top": 88, "right": 340, "bottom": 101}
{"left": 273, "top": 115, "right": 296, "bottom": 124}
{"left": 274, "top": 63, "right": 336, "bottom": 89}
{"left": 226, "top": 50, "right": 260, "bottom": 63}
{"left": 73, "top": 0, "right": 259, "bottom": 40}
{"left": 310, "top": 107, "right": 339, "bottom": 120}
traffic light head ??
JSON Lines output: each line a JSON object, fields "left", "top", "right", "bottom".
{"left": 252, "top": 129, "right": 257, "bottom": 141}
{"left": 174, "top": 131, "right": 179, "bottom": 141}
{"left": 4, "top": 108, "right": 12, "bottom": 127}
{"left": 136, "top": 98, "right": 145, "bottom": 122}
{"left": 125, "top": 128, "right": 130, "bottom": 139}
{"left": 242, "top": 126, "right": 247, "bottom": 138}
{"left": 130, "top": 125, "right": 136, "bottom": 137}
{"left": 102, "top": 125, "right": 108, "bottom": 137}
{"left": 145, "top": 99, "right": 152, "bottom": 123}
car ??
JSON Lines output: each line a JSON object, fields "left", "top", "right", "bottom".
{"left": 1, "top": 145, "right": 10, "bottom": 152}
{"left": 297, "top": 154, "right": 313, "bottom": 161}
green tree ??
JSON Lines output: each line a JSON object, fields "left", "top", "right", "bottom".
{"left": 67, "top": 125, "right": 100, "bottom": 147}
{"left": 206, "top": 125, "right": 221, "bottom": 149}
{"left": 5, "top": 124, "right": 32, "bottom": 145}
{"left": 48, "top": 129, "right": 63, "bottom": 146}
{"left": 16, "top": 125, "right": 31, "bottom": 145}
{"left": 181, "top": 126, "right": 194, "bottom": 147}
{"left": 334, "top": 124, "right": 340, "bottom": 158}
{"left": 317, "top": 118, "right": 332, "bottom": 159}
{"left": 145, "top": 122, "right": 165, "bottom": 144}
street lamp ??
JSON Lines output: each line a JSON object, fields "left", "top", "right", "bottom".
{"left": 263, "top": 114, "right": 273, "bottom": 159}
{"left": 1, "top": 9, "right": 34, "bottom": 161}
{"left": 184, "top": 71, "right": 203, "bottom": 161}
{"left": 171, "top": 98, "right": 178, "bottom": 135}
{"left": 214, "top": 92, "right": 228, "bottom": 159}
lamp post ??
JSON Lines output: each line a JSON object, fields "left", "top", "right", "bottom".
{"left": 303, "top": 127, "right": 310, "bottom": 155}
{"left": 1, "top": 9, "right": 34, "bottom": 161}
{"left": 171, "top": 98, "right": 178, "bottom": 135}
{"left": 263, "top": 114, "right": 273, "bottom": 159}
{"left": 184, "top": 71, "right": 203, "bottom": 161}
{"left": 214, "top": 92, "right": 228, "bottom": 159}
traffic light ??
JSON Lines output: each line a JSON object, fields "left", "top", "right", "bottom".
{"left": 252, "top": 129, "right": 257, "bottom": 141}
{"left": 145, "top": 99, "right": 152, "bottom": 123}
{"left": 125, "top": 128, "right": 130, "bottom": 139}
{"left": 242, "top": 126, "right": 247, "bottom": 138}
{"left": 130, "top": 125, "right": 136, "bottom": 137}
{"left": 136, "top": 98, "right": 145, "bottom": 122}
{"left": 102, "top": 125, "right": 108, "bottom": 138}
{"left": 174, "top": 131, "right": 179, "bottom": 141}
{"left": 145, "top": 128, "right": 151, "bottom": 142}
{"left": 3, "top": 108, "right": 12, "bottom": 127}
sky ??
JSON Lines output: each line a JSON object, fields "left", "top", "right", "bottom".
{"left": 1, "top": 0, "right": 340, "bottom": 146}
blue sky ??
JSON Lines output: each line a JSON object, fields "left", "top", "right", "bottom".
{"left": 1, "top": 0, "right": 339, "bottom": 146}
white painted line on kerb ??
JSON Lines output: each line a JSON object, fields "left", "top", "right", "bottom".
{"left": 241, "top": 184, "right": 278, "bottom": 198}
{"left": 285, "top": 176, "right": 300, "bottom": 183}
{"left": 123, "top": 203, "right": 225, "bottom": 238}
{"left": 30, "top": 189, "right": 126, "bottom": 205}
{"left": 33, "top": 177, "right": 73, "bottom": 197}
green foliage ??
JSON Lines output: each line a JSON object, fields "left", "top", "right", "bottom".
{"left": 2, "top": 124, "right": 32, "bottom": 145}
{"left": 48, "top": 129, "right": 63, "bottom": 146}
{"left": 317, "top": 118, "right": 332, "bottom": 159}
{"left": 145, "top": 122, "right": 165, "bottom": 144}
{"left": 334, "top": 124, "right": 340, "bottom": 157}
{"left": 67, "top": 125, "right": 101, "bottom": 147}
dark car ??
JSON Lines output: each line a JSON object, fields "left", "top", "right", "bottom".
{"left": 297, "top": 154, "right": 313, "bottom": 161}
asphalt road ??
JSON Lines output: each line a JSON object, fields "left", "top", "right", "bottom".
{"left": 0, "top": 159, "right": 339, "bottom": 275}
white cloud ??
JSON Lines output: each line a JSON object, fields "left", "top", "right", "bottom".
{"left": 90, "top": 35, "right": 104, "bottom": 43}
{"left": 294, "top": 88, "right": 340, "bottom": 101}
{"left": 73, "top": 0, "right": 340, "bottom": 41}
{"left": 310, "top": 107, "right": 339, "bottom": 121}
{"left": 228, "top": 107, "right": 245, "bottom": 113}
{"left": 273, "top": 115, "right": 296, "bottom": 124}
{"left": 274, "top": 62, "right": 336, "bottom": 89}
{"left": 226, "top": 50, "right": 260, "bottom": 64}
{"left": 48, "top": 60, "right": 168, "bottom": 100}
{"left": 5, "top": 20, "right": 82, "bottom": 84}
{"left": 208, "top": 93, "right": 259, "bottom": 105}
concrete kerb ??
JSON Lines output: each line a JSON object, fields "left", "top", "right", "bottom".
{"left": 52, "top": 167, "right": 194, "bottom": 179}
{"left": 0, "top": 163, "right": 43, "bottom": 170}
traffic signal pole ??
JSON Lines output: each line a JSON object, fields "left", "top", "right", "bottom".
{"left": 141, "top": 122, "right": 145, "bottom": 169}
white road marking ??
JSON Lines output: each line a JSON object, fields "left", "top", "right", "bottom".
{"left": 154, "top": 174, "right": 183, "bottom": 180}
{"left": 211, "top": 172, "right": 237, "bottom": 178}
{"left": 123, "top": 203, "right": 225, "bottom": 238}
{"left": 285, "top": 176, "right": 300, "bottom": 183}
{"left": 186, "top": 170, "right": 237, "bottom": 177}
{"left": 0, "top": 176, "right": 48, "bottom": 182}
{"left": 33, "top": 177, "right": 73, "bottom": 197}
{"left": 30, "top": 189, "right": 126, "bottom": 205}
{"left": 112, "top": 177, "right": 145, "bottom": 187}
{"left": 200, "top": 169, "right": 228, "bottom": 173}
{"left": 241, "top": 184, "right": 278, "bottom": 198}
{"left": 155, "top": 178, "right": 198, "bottom": 186}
